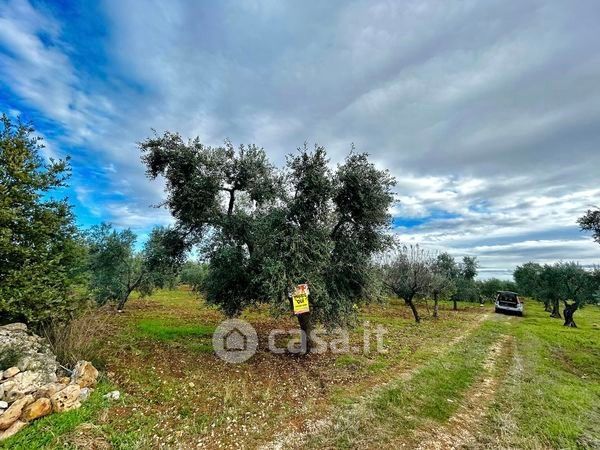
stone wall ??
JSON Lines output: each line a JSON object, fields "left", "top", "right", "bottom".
{"left": 0, "top": 323, "right": 98, "bottom": 441}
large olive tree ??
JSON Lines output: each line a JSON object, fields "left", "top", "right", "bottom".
{"left": 140, "top": 134, "right": 395, "bottom": 346}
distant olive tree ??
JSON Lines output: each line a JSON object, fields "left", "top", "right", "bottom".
{"left": 516, "top": 261, "right": 596, "bottom": 327}
{"left": 179, "top": 260, "right": 208, "bottom": 292}
{"left": 514, "top": 262, "right": 546, "bottom": 309}
{"left": 429, "top": 255, "right": 456, "bottom": 318}
{"left": 557, "top": 262, "right": 594, "bottom": 328}
{"left": 141, "top": 134, "right": 395, "bottom": 350}
{"left": 579, "top": 207, "right": 600, "bottom": 245}
{"left": 442, "top": 254, "right": 479, "bottom": 310}
{"left": 381, "top": 245, "right": 433, "bottom": 323}
{"left": 87, "top": 224, "right": 182, "bottom": 310}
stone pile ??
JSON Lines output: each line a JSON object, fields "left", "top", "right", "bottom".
{"left": 0, "top": 323, "right": 98, "bottom": 441}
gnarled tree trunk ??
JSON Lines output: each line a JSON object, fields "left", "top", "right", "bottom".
{"left": 433, "top": 292, "right": 439, "bottom": 319}
{"left": 543, "top": 299, "right": 552, "bottom": 312}
{"left": 550, "top": 298, "right": 562, "bottom": 318}
{"left": 406, "top": 296, "right": 421, "bottom": 323}
{"left": 563, "top": 302, "right": 578, "bottom": 328}
{"left": 453, "top": 298, "right": 458, "bottom": 311}
{"left": 297, "top": 312, "right": 315, "bottom": 354}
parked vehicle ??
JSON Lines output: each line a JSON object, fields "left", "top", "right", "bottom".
{"left": 494, "top": 291, "right": 523, "bottom": 316}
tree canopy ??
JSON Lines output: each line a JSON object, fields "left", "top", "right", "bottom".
{"left": 0, "top": 115, "right": 85, "bottom": 326}
{"left": 578, "top": 207, "right": 600, "bottom": 245}
{"left": 141, "top": 134, "right": 396, "bottom": 327}
{"left": 87, "top": 224, "right": 182, "bottom": 310}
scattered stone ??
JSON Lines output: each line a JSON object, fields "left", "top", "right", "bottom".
{"left": 3, "top": 367, "right": 20, "bottom": 379}
{"left": 0, "top": 395, "right": 33, "bottom": 431}
{"left": 71, "top": 361, "right": 98, "bottom": 388}
{"left": 0, "top": 324, "right": 58, "bottom": 395}
{"left": 0, "top": 324, "right": 99, "bottom": 440}
{"left": 0, "top": 420, "right": 27, "bottom": 441}
{"left": 103, "top": 390, "right": 120, "bottom": 401}
{"left": 1, "top": 380, "right": 24, "bottom": 404}
{"left": 51, "top": 384, "right": 81, "bottom": 413}
{"left": 21, "top": 397, "right": 52, "bottom": 422}
{"left": 79, "top": 387, "right": 92, "bottom": 402}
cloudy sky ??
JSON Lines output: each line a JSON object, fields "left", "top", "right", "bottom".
{"left": 1, "top": 0, "right": 599, "bottom": 278}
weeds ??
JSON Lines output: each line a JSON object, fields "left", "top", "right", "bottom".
{"left": 0, "top": 346, "right": 22, "bottom": 370}
{"left": 41, "top": 308, "right": 109, "bottom": 369}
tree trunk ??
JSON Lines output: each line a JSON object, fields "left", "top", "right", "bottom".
{"left": 563, "top": 303, "right": 578, "bottom": 328}
{"left": 117, "top": 272, "right": 144, "bottom": 311}
{"left": 297, "top": 313, "right": 315, "bottom": 354}
{"left": 550, "top": 299, "right": 562, "bottom": 318}
{"left": 406, "top": 297, "right": 421, "bottom": 323}
{"left": 227, "top": 189, "right": 235, "bottom": 216}
{"left": 543, "top": 299, "right": 552, "bottom": 312}
{"left": 453, "top": 298, "right": 458, "bottom": 311}
{"left": 116, "top": 293, "right": 130, "bottom": 311}
{"left": 433, "top": 292, "right": 439, "bottom": 319}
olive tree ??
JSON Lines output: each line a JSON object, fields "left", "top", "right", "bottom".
{"left": 556, "top": 262, "right": 594, "bottom": 328}
{"left": 579, "top": 207, "right": 600, "bottom": 244}
{"left": 87, "top": 224, "right": 182, "bottom": 310}
{"left": 429, "top": 254, "right": 456, "bottom": 318}
{"left": 514, "top": 262, "right": 546, "bottom": 309}
{"left": 140, "top": 134, "right": 395, "bottom": 347}
{"left": 381, "top": 245, "right": 433, "bottom": 323}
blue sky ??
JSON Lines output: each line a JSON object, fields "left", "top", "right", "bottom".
{"left": 1, "top": 0, "right": 600, "bottom": 278}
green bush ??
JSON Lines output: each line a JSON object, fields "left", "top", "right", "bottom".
{"left": 0, "top": 114, "right": 86, "bottom": 327}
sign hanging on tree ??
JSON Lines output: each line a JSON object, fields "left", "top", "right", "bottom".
{"left": 292, "top": 284, "right": 310, "bottom": 315}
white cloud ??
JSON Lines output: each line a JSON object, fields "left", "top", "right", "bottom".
{"left": 1, "top": 0, "right": 599, "bottom": 272}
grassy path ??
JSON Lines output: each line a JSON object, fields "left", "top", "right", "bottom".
{"left": 1, "top": 290, "right": 598, "bottom": 449}
{"left": 301, "top": 318, "right": 507, "bottom": 449}
{"left": 300, "top": 303, "right": 600, "bottom": 449}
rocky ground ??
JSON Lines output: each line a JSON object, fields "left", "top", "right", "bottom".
{"left": 0, "top": 323, "right": 99, "bottom": 441}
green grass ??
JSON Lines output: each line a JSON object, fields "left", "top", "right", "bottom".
{"left": 481, "top": 303, "right": 600, "bottom": 449}
{"left": 307, "top": 318, "right": 507, "bottom": 448}
{"left": 5, "top": 289, "right": 597, "bottom": 449}
{"left": 135, "top": 318, "right": 215, "bottom": 341}
{"left": 0, "top": 381, "right": 115, "bottom": 449}
{"left": 308, "top": 301, "right": 600, "bottom": 449}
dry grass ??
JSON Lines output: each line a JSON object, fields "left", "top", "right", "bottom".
{"left": 41, "top": 308, "right": 111, "bottom": 369}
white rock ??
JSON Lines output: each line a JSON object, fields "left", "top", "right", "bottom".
{"left": 0, "top": 401, "right": 7, "bottom": 409}
{"left": 3, "top": 367, "right": 20, "bottom": 379}
{"left": 78, "top": 387, "right": 92, "bottom": 402}
{"left": 0, "top": 323, "right": 27, "bottom": 332}
{"left": 103, "top": 390, "right": 120, "bottom": 400}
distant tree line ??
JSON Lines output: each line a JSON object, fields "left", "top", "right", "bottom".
{"left": 514, "top": 261, "right": 599, "bottom": 327}
{"left": 2, "top": 113, "right": 598, "bottom": 336}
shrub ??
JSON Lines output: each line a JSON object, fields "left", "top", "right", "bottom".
{"left": 0, "top": 347, "right": 22, "bottom": 370}
{"left": 0, "top": 114, "right": 86, "bottom": 327}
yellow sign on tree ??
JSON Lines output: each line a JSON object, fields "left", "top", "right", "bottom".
{"left": 292, "top": 284, "right": 310, "bottom": 315}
